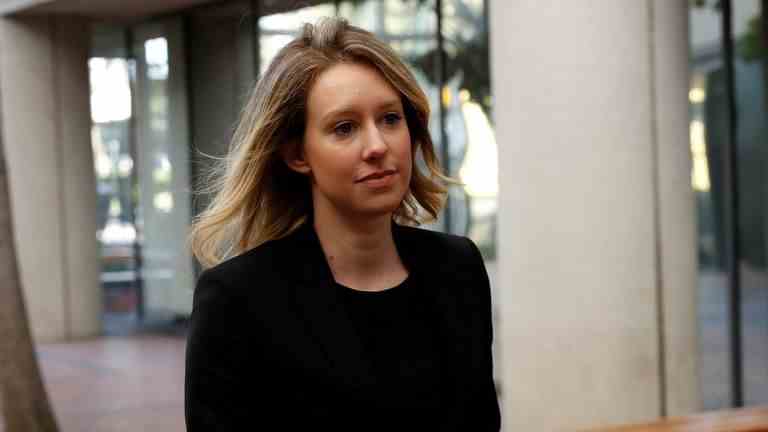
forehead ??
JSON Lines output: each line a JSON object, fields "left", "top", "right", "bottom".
{"left": 306, "top": 62, "right": 401, "bottom": 117}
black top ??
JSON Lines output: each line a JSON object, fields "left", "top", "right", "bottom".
{"left": 334, "top": 275, "right": 446, "bottom": 430}
{"left": 184, "top": 221, "right": 500, "bottom": 432}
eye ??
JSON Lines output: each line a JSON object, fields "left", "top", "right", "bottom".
{"left": 382, "top": 112, "right": 403, "bottom": 126}
{"left": 334, "top": 121, "right": 355, "bottom": 137}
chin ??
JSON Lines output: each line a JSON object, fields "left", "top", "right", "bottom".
{"left": 357, "top": 195, "right": 406, "bottom": 218}
{"left": 359, "top": 203, "right": 401, "bottom": 218}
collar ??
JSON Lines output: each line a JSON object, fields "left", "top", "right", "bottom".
{"left": 274, "top": 217, "right": 423, "bottom": 286}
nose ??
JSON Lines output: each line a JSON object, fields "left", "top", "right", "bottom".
{"left": 361, "top": 122, "right": 388, "bottom": 161}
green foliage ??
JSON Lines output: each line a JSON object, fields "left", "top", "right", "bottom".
{"left": 408, "top": 1, "right": 492, "bottom": 116}
{"left": 409, "top": 27, "right": 491, "bottom": 115}
{"left": 737, "top": 14, "right": 766, "bottom": 61}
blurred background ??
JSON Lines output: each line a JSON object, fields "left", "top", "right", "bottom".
{"left": 0, "top": 0, "right": 766, "bottom": 430}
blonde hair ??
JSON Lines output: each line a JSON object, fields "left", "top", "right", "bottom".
{"left": 188, "top": 17, "right": 453, "bottom": 269}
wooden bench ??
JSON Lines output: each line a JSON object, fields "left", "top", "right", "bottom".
{"left": 588, "top": 406, "right": 768, "bottom": 431}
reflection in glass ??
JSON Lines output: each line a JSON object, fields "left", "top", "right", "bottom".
{"left": 458, "top": 91, "right": 497, "bottom": 248}
{"left": 186, "top": 1, "right": 257, "bottom": 221}
{"left": 153, "top": 153, "right": 173, "bottom": 185}
{"left": 153, "top": 191, "right": 174, "bottom": 213}
{"left": 144, "top": 37, "right": 169, "bottom": 80}
{"left": 259, "top": 3, "right": 336, "bottom": 33}
{"left": 89, "top": 47, "right": 142, "bottom": 332}
{"left": 259, "top": 3, "right": 336, "bottom": 75}
{"left": 259, "top": 34, "right": 295, "bottom": 76}
{"left": 441, "top": 0, "right": 495, "bottom": 259}
{"left": 117, "top": 154, "right": 133, "bottom": 177}
{"left": 338, "top": 0, "right": 377, "bottom": 30}
{"left": 90, "top": 58, "right": 132, "bottom": 123}
{"left": 133, "top": 18, "right": 194, "bottom": 322}
{"left": 732, "top": 0, "right": 768, "bottom": 406}
{"left": 689, "top": 0, "right": 734, "bottom": 410}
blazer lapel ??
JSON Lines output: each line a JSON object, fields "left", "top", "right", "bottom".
{"left": 392, "top": 222, "right": 466, "bottom": 422}
{"left": 277, "top": 222, "right": 376, "bottom": 392}
{"left": 393, "top": 222, "right": 465, "bottom": 370}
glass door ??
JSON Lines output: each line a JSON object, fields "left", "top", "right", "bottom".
{"left": 133, "top": 18, "right": 194, "bottom": 321}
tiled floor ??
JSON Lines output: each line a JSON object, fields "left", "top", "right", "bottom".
{"left": 8, "top": 335, "right": 188, "bottom": 432}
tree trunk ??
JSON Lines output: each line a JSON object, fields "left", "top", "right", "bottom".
{"left": 0, "top": 88, "right": 59, "bottom": 430}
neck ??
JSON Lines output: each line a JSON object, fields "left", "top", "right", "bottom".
{"left": 312, "top": 206, "right": 406, "bottom": 290}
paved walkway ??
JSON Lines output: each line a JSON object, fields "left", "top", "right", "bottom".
{"left": 14, "top": 335, "right": 187, "bottom": 432}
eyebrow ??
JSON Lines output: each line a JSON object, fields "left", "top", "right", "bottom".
{"left": 320, "top": 99, "right": 402, "bottom": 124}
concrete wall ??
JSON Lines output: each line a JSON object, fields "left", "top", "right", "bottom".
{"left": 490, "top": 1, "right": 697, "bottom": 429}
{"left": 0, "top": 16, "right": 100, "bottom": 342}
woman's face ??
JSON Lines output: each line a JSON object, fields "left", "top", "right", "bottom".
{"left": 291, "top": 61, "right": 413, "bottom": 222}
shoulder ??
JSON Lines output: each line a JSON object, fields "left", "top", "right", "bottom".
{"left": 193, "top": 239, "right": 283, "bottom": 304}
{"left": 396, "top": 224, "right": 482, "bottom": 263}
{"left": 400, "top": 225, "right": 492, "bottom": 323}
{"left": 395, "top": 224, "right": 488, "bottom": 296}
{"left": 202, "top": 240, "right": 279, "bottom": 281}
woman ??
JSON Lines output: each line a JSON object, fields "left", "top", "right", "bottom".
{"left": 185, "top": 17, "right": 500, "bottom": 431}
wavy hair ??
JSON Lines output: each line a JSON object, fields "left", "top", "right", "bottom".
{"left": 187, "top": 17, "right": 453, "bottom": 269}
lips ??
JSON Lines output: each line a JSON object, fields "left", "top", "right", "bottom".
{"left": 357, "top": 169, "right": 396, "bottom": 182}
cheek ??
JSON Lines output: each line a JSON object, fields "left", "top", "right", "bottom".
{"left": 397, "top": 129, "right": 413, "bottom": 158}
{"left": 304, "top": 136, "right": 352, "bottom": 176}
{"left": 400, "top": 139, "right": 414, "bottom": 183}
{"left": 311, "top": 151, "right": 360, "bottom": 190}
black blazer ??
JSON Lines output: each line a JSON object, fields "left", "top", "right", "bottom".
{"left": 184, "top": 221, "right": 500, "bottom": 431}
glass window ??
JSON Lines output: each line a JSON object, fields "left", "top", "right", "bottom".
{"left": 133, "top": 18, "right": 195, "bottom": 321}
{"left": 186, "top": 1, "right": 257, "bottom": 221}
{"left": 259, "top": 2, "right": 336, "bottom": 75}
{"left": 691, "top": 0, "right": 768, "bottom": 409}
{"left": 89, "top": 26, "right": 141, "bottom": 334}
{"left": 689, "top": 0, "right": 734, "bottom": 410}
{"left": 731, "top": 0, "right": 768, "bottom": 406}
{"left": 442, "top": 0, "right": 495, "bottom": 259}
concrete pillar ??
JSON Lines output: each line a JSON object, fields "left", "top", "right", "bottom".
{"left": 652, "top": 1, "right": 699, "bottom": 416}
{"left": 0, "top": 16, "right": 101, "bottom": 342}
{"left": 490, "top": 1, "right": 697, "bottom": 430}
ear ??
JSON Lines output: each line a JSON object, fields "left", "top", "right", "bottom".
{"left": 281, "top": 140, "right": 311, "bottom": 175}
